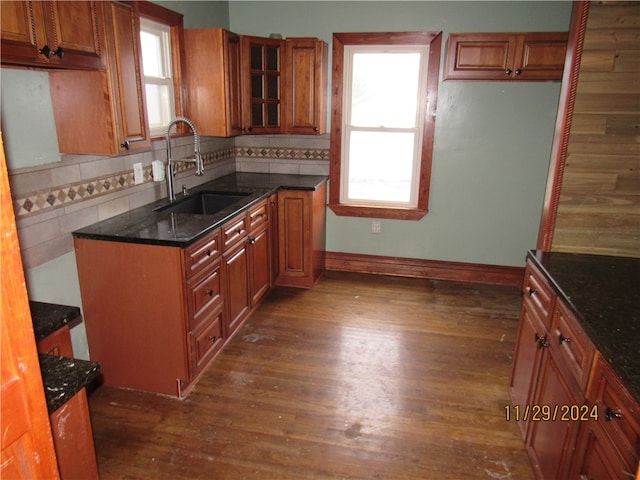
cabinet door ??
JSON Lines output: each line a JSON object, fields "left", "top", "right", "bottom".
{"left": 515, "top": 33, "right": 567, "bottom": 81}
{"left": 249, "top": 225, "right": 270, "bottom": 307}
{"left": 526, "top": 349, "right": 581, "bottom": 480}
{"left": 184, "top": 28, "right": 243, "bottom": 137}
{"left": 0, "top": 1, "right": 104, "bottom": 69}
{"left": 509, "top": 301, "right": 546, "bottom": 440}
{"left": 444, "top": 33, "right": 518, "bottom": 80}
{"left": 284, "top": 38, "right": 327, "bottom": 134}
{"left": 571, "top": 422, "right": 632, "bottom": 480}
{"left": 102, "top": 1, "right": 150, "bottom": 153}
{"left": 268, "top": 193, "right": 279, "bottom": 285}
{"left": 277, "top": 189, "right": 310, "bottom": 283}
{"left": 241, "top": 35, "right": 284, "bottom": 134}
{"left": 223, "top": 243, "right": 250, "bottom": 337}
{"left": 47, "top": 1, "right": 104, "bottom": 69}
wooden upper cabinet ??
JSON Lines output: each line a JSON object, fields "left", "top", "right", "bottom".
{"left": 102, "top": 1, "right": 150, "bottom": 152}
{"left": 241, "top": 35, "right": 285, "bottom": 134}
{"left": 49, "top": 1, "right": 149, "bottom": 155}
{"left": 284, "top": 38, "right": 328, "bottom": 135}
{"left": 0, "top": 0, "right": 105, "bottom": 69}
{"left": 444, "top": 32, "right": 568, "bottom": 81}
{"left": 184, "top": 28, "right": 243, "bottom": 137}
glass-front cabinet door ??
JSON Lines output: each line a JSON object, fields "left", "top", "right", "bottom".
{"left": 241, "top": 35, "right": 284, "bottom": 134}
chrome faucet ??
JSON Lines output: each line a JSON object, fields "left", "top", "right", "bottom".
{"left": 166, "top": 117, "right": 204, "bottom": 201}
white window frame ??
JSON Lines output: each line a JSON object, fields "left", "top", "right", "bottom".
{"left": 340, "top": 45, "right": 430, "bottom": 208}
{"left": 139, "top": 17, "right": 175, "bottom": 136}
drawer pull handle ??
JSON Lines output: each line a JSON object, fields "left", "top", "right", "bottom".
{"left": 605, "top": 407, "right": 622, "bottom": 421}
{"left": 534, "top": 333, "right": 549, "bottom": 349}
{"left": 206, "top": 289, "right": 214, "bottom": 297}
{"left": 559, "top": 334, "right": 571, "bottom": 344}
{"left": 208, "top": 335, "right": 217, "bottom": 343}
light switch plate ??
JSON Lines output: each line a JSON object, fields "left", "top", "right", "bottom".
{"left": 133, "top": 163, "right": 144, "bottom": 185}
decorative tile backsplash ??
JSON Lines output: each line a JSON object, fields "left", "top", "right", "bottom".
{"left": 13, "top": 145, "right": 329, "bottom": 218}
{"left": 10, "top": 138, "right": 329, "bottom": 269}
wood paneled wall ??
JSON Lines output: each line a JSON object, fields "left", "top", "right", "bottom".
{"left": 552, "top": 1, "right": 640, "bottom": 257}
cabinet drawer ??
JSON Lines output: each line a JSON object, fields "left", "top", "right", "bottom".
{"left": 191, "top": 310, "right": 224, "bottom": 372}
{"left": 222, "top": 215, "right": 248, "bottom": 251}
{"left": 522, "top": 262, "right": 554, "bottom": 328}
{"left": 248, "top": 199, "right": 269, "bottom": 231}
{"left": 185, "top": 230, "right": 221, "bottom": 278}
{"left": 187, "top": 260, "right": 223, "bottom": 331}
{"left": 588, "top": 353, "right": 640, "bottom": 471}
{"left": 551, "top": 301, "right": 595, "bottom": 390}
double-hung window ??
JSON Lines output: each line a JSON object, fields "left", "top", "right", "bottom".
{"left": 137, "top": 2, "right": 185, "bottom": 137}
{"left": 140, "top": 18, "right": 175, "bottom": 136}
{"left": 329, "top": 32, "right": 442, "bottom": 220}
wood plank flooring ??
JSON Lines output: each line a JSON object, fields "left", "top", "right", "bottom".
{"left": 88, "top": 271, "right": 534, "bottom": 479}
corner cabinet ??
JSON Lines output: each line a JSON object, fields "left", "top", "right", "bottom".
{"left": 276, "top": 182, "right": 327, "bottom": 288}
{"left": 48, "top": 1, "right": 149, "bottom": 155}
{"left": 241, "top": 35, "right": 285, "bottom": 134}
{"left": 184, "top": 28, "right": 243, "bottom": 137}
{"left": 0, "top": 0, "right": 105, "bottom": 70}
{"left": 284, "top": 38, "right": 328, "bottom": 135}
{"left": 444, "top": 32, "right": 568, "bottom": 81}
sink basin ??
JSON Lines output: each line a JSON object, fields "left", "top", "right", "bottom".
{"left": 154, "top": 192, "right": 250, "bottom": 215}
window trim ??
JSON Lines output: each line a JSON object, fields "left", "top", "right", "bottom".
{"left": 329, "top": 32, "right": 442, "bottom": 220}
{"left": 137, "top": 0, "right": 186, "bottom": 137}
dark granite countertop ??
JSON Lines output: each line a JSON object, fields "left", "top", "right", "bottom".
{"left": 30, "top": 300, "right": 81, "bottom": 340}
{"left": 39, "top": 354, "right": 101, "bottom": 414}
{"left": 527, "top": 250, "right": 640, "bottom": 402}
{"left": 72, "top": 173, "right": 328, "bottom": 247}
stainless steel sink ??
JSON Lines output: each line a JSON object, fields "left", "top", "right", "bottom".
{"left": 153, "top": 191, "right": 250, "bottom": 215}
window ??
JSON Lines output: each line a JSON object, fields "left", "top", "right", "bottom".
{"left": 137, "top": 2, "right": 185, "bottom": 137}
{"left": 329, "top": 32, "right": 442, "bottom": 220}
{"left": 140, "top": 18, "right": 175, "bottom": 136}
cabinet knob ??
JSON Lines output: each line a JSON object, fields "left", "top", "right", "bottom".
{"left": 534, "top": 333, "right": 549, "bottom": 349}
{"left": 527, "top": 287, "right": 536, "bottom": 296}
{"left": 208, "top": 335, "right": 217, "bottom": 343}
{"left": 248, "top": 237, "right": 256, "bottom": 245}
{"left": 505, "top": 68, "right": 512, "bottom": 76}
{"left": 121, "top": 140, "right": 130, "bottom": 150}
{"left": 605, "top": 407, "right": 622, "bottom": 421}
{"left": 52, "top": 47, "right": 65, "bottom": 59}
{"left": 39, "top": 45, "right": 52, "bottom": 58}
{"left": 204, "top": 249, "right": 212, "bottom": 257}
{"left": 514, "top": 69, "right": 522, "bottom": 76}
{"left": 313, "top": 126, "right": 319, "bottom": 132}
{"left": 206, "top": 289, "right": 214, "bottom": 297}
{"left": 247, "top": 126, "right": 253, "bottom": 133}
{"left": 559, "top": 334, "right": 571, "bottom": 344}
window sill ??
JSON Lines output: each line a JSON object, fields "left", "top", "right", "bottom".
{"left": 328, "top": 203, "right": 427, "bottom": 220}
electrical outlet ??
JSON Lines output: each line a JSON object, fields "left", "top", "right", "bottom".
{"left": 133, "top": 162, "right": 144, "bottom": 185}
{"left": 371, "top": 221, "right": 382, "bottom": 234}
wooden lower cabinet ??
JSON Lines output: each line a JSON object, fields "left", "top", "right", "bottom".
{"left": 526, "top": 345, "right": 582, "bottom": 480}
{"left": 276, "top": 183, "right": 326, "bottom": 288}
{"left": 222, "top": 198, "right": 272, "bottom": 338}
{"left": 75, "top": 227, "right": 226, "bottom": 397}
{"left": 223, "top": 241, "right": 251, "bottom": 337}
{"left": 511, "top": 259, "right": 640, "bottom": 479}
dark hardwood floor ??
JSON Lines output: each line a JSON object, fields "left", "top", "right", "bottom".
{"left": 88, "top": 271, "right": 534, "bottom": 479}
